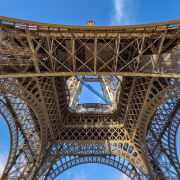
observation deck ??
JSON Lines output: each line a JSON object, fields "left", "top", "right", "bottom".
{"left": 0, "top": 16, "right": 180, "bottom": 78}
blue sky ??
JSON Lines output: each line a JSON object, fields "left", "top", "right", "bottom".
{"left": 79, "top": 82, "right": 104, "bottom": 104}
{"left": 0, "top": 0, "right": 180, "bottom": 179}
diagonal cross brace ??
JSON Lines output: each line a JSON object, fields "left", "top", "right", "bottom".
{"left": 74, "top": 76, "right": 112, "bottom": 106}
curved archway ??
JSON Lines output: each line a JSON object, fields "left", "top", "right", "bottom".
{"left": 54, "top": 163, "right": 130, "bottom": 180}
{"left": 176, "top": 127, "right": 180, "bottom": 163}
{"left": 36, "top": 142, "right": 148, "bottom": 179}
{"left": 0, "top": 114, "right": 10, "bottom": 177}
{"left": 139, "top": 80, "right": 180, "bottom": 179}
{"left": 0, "top": 92, "right": 41, "bottom": 179}
{"left": 0, "top": 78, "right": 48, "bottom": 179}
{"left": 46, "top": 155, "right": 139, "bottom": 180}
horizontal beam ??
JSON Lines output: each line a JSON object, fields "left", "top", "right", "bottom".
{"left": 0, "top": 71, "right": 180, "bottom": 78}
{"left": 54, "top": 140, "right": 125, "bottom": 144}
{"left": 1, "top": 15, "right": 180, "bottom": 30}
{"left": 63, "top": 124, "right": 124, "bottom": 128}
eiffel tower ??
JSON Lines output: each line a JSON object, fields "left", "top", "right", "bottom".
{"left": 0, "top": 16, "right": 180, "bottom": 180}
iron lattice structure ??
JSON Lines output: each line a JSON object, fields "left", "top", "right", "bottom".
{"left": 0, "top": 16, "right": 180, "bottom": 180}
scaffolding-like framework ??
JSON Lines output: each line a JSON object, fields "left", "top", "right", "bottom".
{"left": 0, "top": 16, "right": 180, "bottom": 179}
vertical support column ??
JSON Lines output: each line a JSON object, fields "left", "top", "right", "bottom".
{"left": 71, "top": 35, "right": 76, "bottom": 72}
{"left": 94, "top": 33, "right": 97, "bottom": 73}
{"left": 69, "top": 81, "right": 82, "bottom": 107}
{"left": 52, "top": 77, "right": 62, "bottom": 124}
{"left": 46, "top": 36, "right": 54, "bottom": 72}
{"left": 123, "top": 77, "right": 136, "bottom": 125}
{"left": 102, "top": 76, "right": 114, "bottom": 102}
{"left": 100, "top": 76, "right": 121, "bottom": 106}
{"left": 25, "top": 25, "right": 40, "bottom": 73}
{"left": 115, "top": 34, "right": 120, "bottom": 72}
{"left": 136, "top": 34, "right": 145, "bottom": 72}
{"left": 67, "top": 76, "right": 83, "bottom": 108}
{"left": 152, "top": 26, "right": 168, "bottom": 73}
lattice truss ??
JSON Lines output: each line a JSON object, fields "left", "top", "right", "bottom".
{"left": 66, "top": 76, "right": 83, "bottom": 108}
{"left": 0, "top": 16, "right": 180, "bottom": 180}
{"left": 66, "top": 75, "right": 121, "bottom": 110}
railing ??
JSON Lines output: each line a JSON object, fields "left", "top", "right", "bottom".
{"left": 73, "top": 103, "right": 112, "bottom": 112}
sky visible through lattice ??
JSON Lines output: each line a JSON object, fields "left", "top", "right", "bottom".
{"left": 0, "top": 0, "right": 180, "bottom": 179}
{"left": 79, "top": 82, "right": 105, "bottom": 104}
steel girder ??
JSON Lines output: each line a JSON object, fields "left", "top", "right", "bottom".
{"left": 0, "top": 16, "right": 180, "bottom": 78}
{"left": 0, "top": 16, "right": 180, "bottom": 180}
{"left": 100, "top": 75, "right": 122, "bottom": 106}
{"left": 67, "top": 76, "right": 83, "bottom": 108}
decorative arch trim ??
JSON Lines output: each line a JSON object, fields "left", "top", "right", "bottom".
{"left": 0, "top": 78, "right": 47, "bottom": 179}
{"left": 139, "top": 80, "right": 180, "bottom": 178}
{"left": 47, "top": 156, "right": 140, "bottom": 180}
{"left": 36, "top": 142, "right": 149, "bottom": 179}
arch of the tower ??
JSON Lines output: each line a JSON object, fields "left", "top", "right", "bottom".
{"left": 0, "top": 78, "right": 48, "bottom": 179}
{"left": 138, "top": 79, "right": 180, "bottom": 179}
{"left": 146, "top": 97, "right": 180, "bottom": 179}
{"left": 35, "top": 142, "right": 149, "bottom": 179}
{"left": 46, "top": 155, "right": 139, "bottom": 180}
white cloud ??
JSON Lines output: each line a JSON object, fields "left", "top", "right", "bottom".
{"left": 93, "top": 89, "right": 104, "bottom": 104}
{"left": 93, "top": 94, "right": 104, "bottom": 103}
{"left": 74, "top": 174, "right": 86, "bottom": 180}
{"left": 74, "top": 171, "right": 90, "bottom": 180}
{"left": 110, "top": 0, "right": 133, "bottom": 26}
{"left": 120, "top": 173, "right": 130, "bottom": 180}
{"left": 0, "top": 155, "right": 8, "bottom": 177}
{"left": 67, "top": 171, "right": 72, "bottom": 179}
{"left": 91, "top": 166, "right": 98, "bottom": 170}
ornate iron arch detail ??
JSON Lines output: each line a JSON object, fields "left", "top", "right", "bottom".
{"left": 168, "top": 111, "right": 180, "bottom": 172}
{"left": 46, "top": 155, "right": 141, "bottom": 180}
{"left": 139, "top": 79, "right": 180, "bottom": 179}
{"left": 0, "top": 93, "right": 41, "bottom": 179}
{"left": 146, "top": 96, "right": 180, "bottom": 175}
{"left": 0, "top": 78, "right": 49, "bottom": 179}
{"left": 36, "top": 142, "right": 149, "bottom": 179}
{"left": 0, "top": 95, "right": 20, "bottom": 179}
